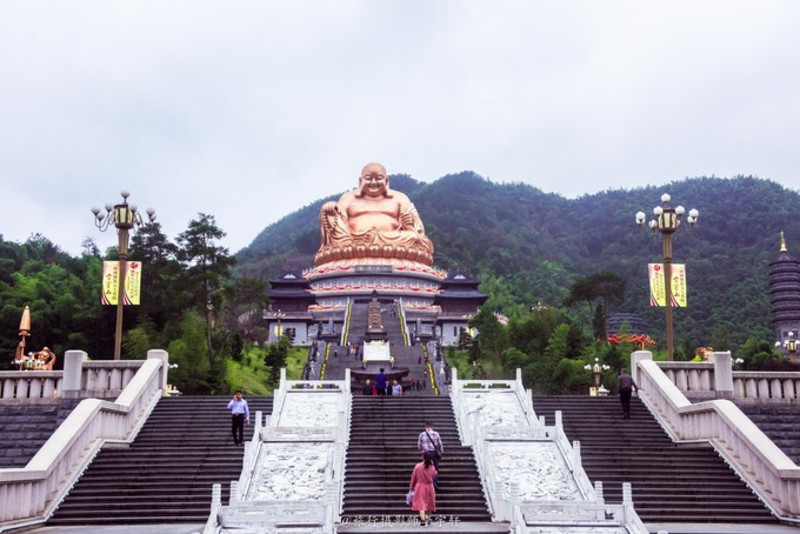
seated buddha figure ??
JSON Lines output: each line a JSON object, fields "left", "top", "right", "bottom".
{"left": 316, "top": 163, "right": 434, "bottom": 266}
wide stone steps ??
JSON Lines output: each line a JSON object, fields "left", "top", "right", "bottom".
{"left": 737, "top": 403, "right": 800, "bottom": 465}
{"left": 47, "top": 395, "right": 273, "bottom": 525}
{"left": 342, "top": 396, "right": 491, "bottom": 522}
{"left": 532, "top": 395, "right": 776, "bottom": 524}
{"left": 0, "top": 398, "right": 80, "bottom": 467}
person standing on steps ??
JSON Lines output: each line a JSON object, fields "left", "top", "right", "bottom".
{"left": 391, "top": 379, "right": 403, "bottom": 396}
{"left": 409, "top": 450, "right": 437, "bottom": 526}
{"left": 617, "top": 368, "right": 639, "bottom": 419}
{"left": 375, "top": 367, "right": 388, "bottom": 396}
{"left": 227, "top": 390, "right": 250, "bottom": 446}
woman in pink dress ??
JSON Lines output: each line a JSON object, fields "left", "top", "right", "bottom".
{"left": 409, "top": 451, "right": 437, "bottom": 525}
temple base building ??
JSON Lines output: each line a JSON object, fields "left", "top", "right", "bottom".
{"left": 266, "top": 266, "right": 486, "bottom": 347}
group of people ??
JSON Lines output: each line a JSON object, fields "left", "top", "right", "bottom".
{"left": 362, "top": 368, "right": 403, "bottom": 396}
{"left": 13, "top": 344, "right": 56, "bottom": 371}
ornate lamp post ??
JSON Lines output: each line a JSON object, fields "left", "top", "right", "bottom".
{"left": 776, "top": 331, "right": 799, "bottom": 361}
{"left": 636, "top": 194, "right": 698, "bottom": 361}
{"left": 92, "top": 191, "right": 156, "bottom": 360}
{"left": 584, "top": 358, "right": 610, "bottom": 396}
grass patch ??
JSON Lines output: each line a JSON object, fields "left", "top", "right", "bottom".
{"left": 225, "top": 344, "right": 310, "bottom": 395}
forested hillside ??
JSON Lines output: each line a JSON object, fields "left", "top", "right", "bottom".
{"left": 3, "top": 174, "right": 798, "bottom": 391}
{"left": 237, "top": 173, "right": 800, "bottom": 351}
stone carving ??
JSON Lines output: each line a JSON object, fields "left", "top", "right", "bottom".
{"left": 490, "top": 442, "right": 582, "bottom": 501}
{"left": 279, "top": 393, "right": 340, "bottom": 427}
{"left": 463, "top": 392, "right": 530, "bottom": 427}
{"left": 315, "top": 162, "right": 434, "bottom": 266}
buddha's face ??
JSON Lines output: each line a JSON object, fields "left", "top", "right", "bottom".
{"left": 359, "top": 163, "right": 388, "bottom": 198}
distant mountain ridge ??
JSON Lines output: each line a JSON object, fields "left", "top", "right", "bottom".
{"left": 236, "top": 173, "right": 800, "bottom": 348}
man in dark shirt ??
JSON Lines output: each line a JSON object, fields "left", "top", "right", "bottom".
{"left": 617, "top": 368, "right": 639, "bottom": 419}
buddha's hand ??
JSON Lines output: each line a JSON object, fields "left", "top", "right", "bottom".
{"left": 322, "top": 203, "right": 339, "bottom": 217}
{"left": 400, "top": 211, "right": 415, "bottom": 230}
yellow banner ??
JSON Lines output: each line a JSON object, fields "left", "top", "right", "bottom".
{"left": 125, "top": 261, "right": 142, "bottom": 305}
{"left": 649, "top": 263, "right": 687, "bottom": 307}
{"left": 101, "top": 261, "right": 142, "bottom": 306}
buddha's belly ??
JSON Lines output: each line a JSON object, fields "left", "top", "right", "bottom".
{"left": 348, "top": 213, "right": 400, "bottom": 233}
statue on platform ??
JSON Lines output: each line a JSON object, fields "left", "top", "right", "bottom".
{"left": 315, "top": 163, "right": 434, "bottom": 266}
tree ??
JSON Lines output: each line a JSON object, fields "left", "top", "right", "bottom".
{"left": 738, "top": 338, "right": 780, "bottom": 370}
{"left": 166, "top": 311, "right": 212, "bottom": 394}
{"left": 129, "top": 222, "right": 187, "bottom": 334}
{"left": 176, "top": 214, "right": 236, "bottom": 355}
{"left": 592, "top": 304, "right": 607, "bottom": 340}
{"left": 564, "top": 272, "right": 626, "bottom": 337}
{"left": 264, "top": 335, "right": 291, "bottom": 386}
{"left": 219, "top": 276, "right": 270, "bottom": 340}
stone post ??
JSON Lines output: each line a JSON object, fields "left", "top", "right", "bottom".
{"left": 147, "top": 349, "right": 169, "bottom": 394}
{"left": 62, "top": 350, "right": 88, "bottom": 399}
{"left": 630, "top": 351, "right": 652, "bottom": 387}
{"left": 709, "top": 351, "right": 733, "bottom": 399}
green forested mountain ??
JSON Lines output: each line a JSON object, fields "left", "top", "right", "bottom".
{"left": 237, "top": 173, "right": 800, "bottom": 351}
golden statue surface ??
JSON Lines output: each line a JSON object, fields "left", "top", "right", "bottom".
{"left": 315, "top": 163, "right": 434, "bottom": 266}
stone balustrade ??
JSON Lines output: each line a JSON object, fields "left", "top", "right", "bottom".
{"left": 0, "top": 372, "right": 62, "bottom": 400}
{"left": 633, "top": 351, "right": 800, "bottom": 520}
{"left": 732, "top": 371, "right": 800, "bottom": 401}
{"left": 0, "top": 350, "right": 149, "bottom": 402}
{"left": 0, "top": 350, "right": 168, "bottom": 531}
{"left": 657, "top": 362, "right": 714, "bottom": 398}
{"left": 650, "top": 352, "right": 800, "bottom": 403}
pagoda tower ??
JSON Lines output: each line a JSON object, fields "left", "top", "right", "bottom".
{"left": 768, "top": 232, "right": 800, "bottom": 349}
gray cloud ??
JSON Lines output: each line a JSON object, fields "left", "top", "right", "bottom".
{"left": 1, "top": 1, "right": 798, "bottom": 256}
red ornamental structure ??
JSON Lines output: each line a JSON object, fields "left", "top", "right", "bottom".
{"left": 607, "top": 333, "right": 656, "bottom": 349}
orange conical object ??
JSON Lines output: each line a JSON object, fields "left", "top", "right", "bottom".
{"left": 19, "top": 305, "right": 31, "bottom": 334}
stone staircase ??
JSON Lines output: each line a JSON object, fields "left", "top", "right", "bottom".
{"left": 342, "top": 396, "right": 491, "bottom": 522}
{"left": 533, "top": 396, "right": 777, "bottom": 524}
{"left": 47, "top": 395, "right": 272, "bottom": 525}
{"left": 342, "top": 301, "right": 367, "bottom": 346}
{"left": 737, "top": 403, "right": 800, "bottom": 465}
{"left": 324, "top": 300, "right": 434, "bottom": 393}
{"left": 0, "top": 398, "right": 80, "bottom": 468}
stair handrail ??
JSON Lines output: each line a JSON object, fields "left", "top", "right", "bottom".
{"left": 340, "top": 297, "right": 352, "bottom": 347}
{"left": 235, "top": 410, "right": 264, "bottom": 496}
{"left": 396, "top": 298, "right": 410, "bottom": 346}
{"left": 0, "top": 351, "right": 166, "bottom": 532}
{"left": 634, "top": 351, "right": 800, "bottom": 520}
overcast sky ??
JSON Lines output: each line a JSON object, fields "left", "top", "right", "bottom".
{"left": 1, "top": 1, "right": 798, "bottom": 257}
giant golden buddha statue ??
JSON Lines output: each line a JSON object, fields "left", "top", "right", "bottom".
{"left": 315, "top": 163, "right": 434, "bottom": 266}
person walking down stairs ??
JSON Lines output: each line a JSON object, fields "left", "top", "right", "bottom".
{"left": 227, "top": 390, "right": 250, "bottom": 446}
